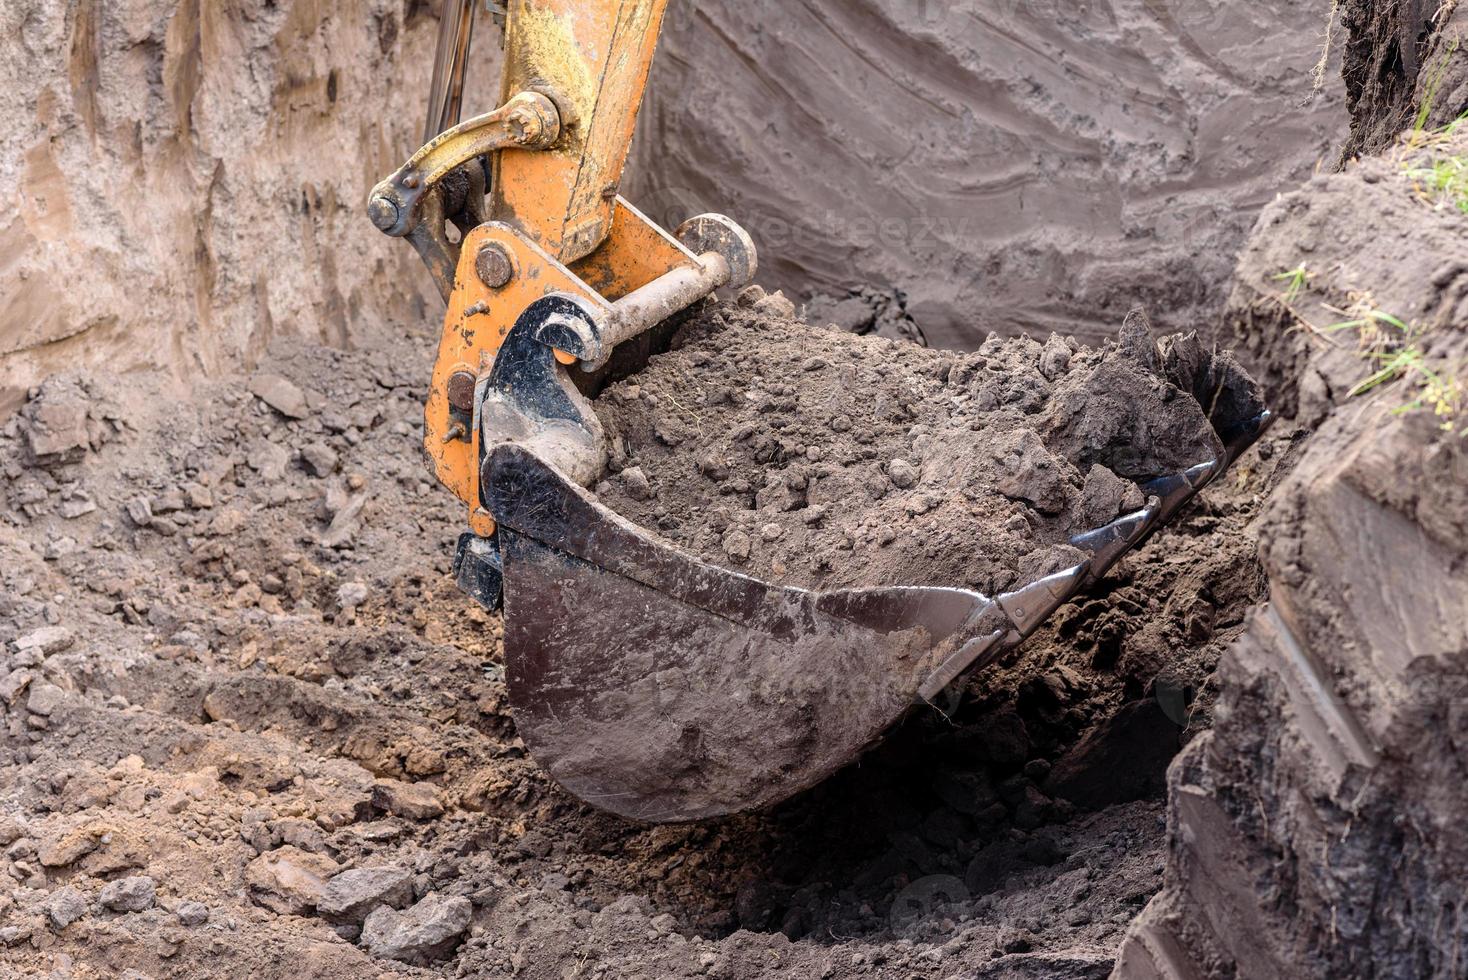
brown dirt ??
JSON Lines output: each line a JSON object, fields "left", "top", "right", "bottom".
{"left": 0, "top": 311, "right": 1284, "bottom": 979}
{"left": 1340, "top": 0, "right": 1468, "bottom": 159}
{"left": 594, "top": 295, "right": 1261, "bottom": 597}
{"left": 1116, "top": 28, "right": 1468, "bottom": 976}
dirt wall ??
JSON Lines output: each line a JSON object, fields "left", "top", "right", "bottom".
{"left": 1114, "top": 91, "right": 1468, "bottom": 980}
{"left": 0, "top": 0, "right": 499, "bottom": 418}
{"left": 1340, "top": 0, "right": 1468, "bottom": 158}
{"left": 626, "top": 0, "right": 1347, "bottom": 350}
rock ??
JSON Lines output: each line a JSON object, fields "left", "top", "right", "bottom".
{"left": 619, "top": 466, "right": 654, "bottom": 501}
{"left": 752, "top": 289, "right": 797, "bottom": 319}
{"left": 152, "top": 488, "right": 186, "bottom": 513}
{"left": 184, "top": 482, "right": 214, "bottom": 509}
{"left": 244, "top": 846, "right": 340, "bottom": 915}
{"left": 247, "top": 441, "right": 291, "bottom": 482}
{"left": 99, "top": 875, "right": 156, "bottom": 913}
{"left": 249, "top": 373, "right": 310, "bottom": 419}
{"left": 1039, "top": 334, "right": 1073, "bottom": 380}
{"left": 371, "top": 780, "right": 444, "bottom": 821}
{"left": 992, "top": 429, "right": 1070, "bottom": 515}
{"left": 1080, "top": 464, "right": 1130, "bottom": 527}
{"left": 336, "top": 582, "right": 369, "bottom": 610}
{"left": 14, "top": 626, "right": 74, "bottom": 656}
{"left": 124, "top": 496, "right": 153, "bottom": 527}
{"left": 721, "top": 529, "right": 751, "bottom": 564}
{"left": 175, "top": 901, "right": 209, "bottom": 927}
{"left": 0, "top": 669, "right": 33, "bottom": 704}
{"left": 320, "top": 491, "right": 368, "bottom": 549}
{"left": 26, "top": 683, "right": 64, "bottom": 717}
{"left": 359, "top": 892, "right": 472, "bottom": 963}
{"left": 319, "top": 866, "right": 414, "bottom": 923}
{"left": 888, "top": 458, "right": 919, "bottom": 489}
{"left": 43, "top": 886, "right": 88, "bottom": 930}
{"left": 0, "top": 816, "right": 25, "bottom": 846}
{"left": 58, "top": 496, "right": 96, "bottom": 519}
{"left": 22, "top": 382, "right": 92, "bottom": 464}
{"left": 0, "top": 922, "right": 33, "bottom": 946}
{"left": 759, "top": 522, "right": 784, "bottom": 542}
{"left": 207, "top": 507, "right": 247, "bottom": 536}
{"left": 301, "top": 441, "right": 339, "bottom": 477}
{"left": 735, "top": 284, "right": 767, "bottom": 307}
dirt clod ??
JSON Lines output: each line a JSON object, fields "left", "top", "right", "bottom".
{"left": 594, "top": 305, "right": 1256, "bottom": 597}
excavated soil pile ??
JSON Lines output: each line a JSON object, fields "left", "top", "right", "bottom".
{"left": 596, "top": 294, "right": 1263, "bottom": 596}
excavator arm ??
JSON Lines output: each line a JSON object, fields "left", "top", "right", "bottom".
{"left": 368, "top": 0, "right": 756, "bottom": 542}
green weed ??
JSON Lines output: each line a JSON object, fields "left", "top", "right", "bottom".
{"left": 1403, "top": 151, "right": 1468, "bottom": 213}
{"left": 1272, "top": 264, "right": 1311, "bottom": 305}
{"left": 1326, "top": 308, "right": 1465, "bottom": 434}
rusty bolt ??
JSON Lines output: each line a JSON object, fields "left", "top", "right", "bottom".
{"left": 475, "top": 243, "right": 514, "bottom": 289}
{"left": 367, "top": 195, "right": 400, "bottom": 233}
{"left": 506, "top": 105, "right": 544, "bottom": 146}
{"left": 446, "top": 371, "right": 478, "bottom": 413}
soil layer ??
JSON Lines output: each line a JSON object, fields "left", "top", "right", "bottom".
{"left": 594, "top": 296, "right": 1261, "bottom": 597}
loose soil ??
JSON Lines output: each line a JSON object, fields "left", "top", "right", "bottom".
{"left": 595, "top": 296, "right": 1262, "bottom": 598}
{"left": 0, "top": 312, "right": 1285, "bottom": 979}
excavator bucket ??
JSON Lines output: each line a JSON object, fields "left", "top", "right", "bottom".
{"left": 484, "top": 407, "right": 1271, "bottom": 823}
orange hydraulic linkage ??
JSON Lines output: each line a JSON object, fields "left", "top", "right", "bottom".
{"left": 368, "top": 0, "right": 755, "bottom": 539}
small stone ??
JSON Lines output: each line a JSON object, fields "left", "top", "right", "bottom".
{"left": 721, "top": 530, "right": 751, "bottom": 564}
{"left": 59, "top": 496, "right": 96, "bottom": 519}
{"left": 319, "top": 866, "right": 414, "bottom": 923}
{"left": 301, "top": 441, "right": 340, "bottom": 477}
{"left": 337, "top": 582, "right": 369, "bottom": 610}
{"left": 184, "top": 482, "right": 214, "bottom": 509}
{"left": 359, "top": 892, "right": 472, "bottom": 963}
{"left": 245, "top": 846, "right": 339, "bottom": 915}
{"left": 152, "top": 489, "right": 187, "bottom": 513}
{"left": 247, "top": 442, "right": 291, "bottom": 482}
{"left": 1039, "top": 334, "right": 1072, "bottom": 380}
{"left": 99, "top": 876, "right": 156, "bottom": 913}
{"left": 249, "top": 374, "right": 310, "bottom": 419}
{"left": 26, "top": 683, "right": 64, "bottom": 717}
{"left": 0, "top": 816, "right": 25, "bottom": 846}
{"left": 735, "top": 284, "right": 767, "bottom": 308}
{"left": 888, "top": 458, "right": 919, "bottom": 489}
{"left": 175, "top": 901, "right": 210, "bottom": 927}
{"left": 1080, "top": 464, "right": 1130, "bottom": 527}
{"left": 125, "top": 496, "right": 153, "bottom": 527}
{"left": 22, "top": 381, "right": 92, "bottom": 463}
{"left": 0, "top": 922, "right": 33, "bottom": 946}
{"left": 44, "top": 886, "right": 88, "bottom": 930}
{"left": 0, "top": 669, "right": 33, "bottom": 704}
{"left": 371, "top": 780, "right": 444, "bottom": 821}
{"left": 752, "top": 290, "right": 797, "bottom": 319}
{"left": 14, "top": 626, "right": 74, "bottom": 656}
{"left": 619, "top": 466, "right": 654, "bottom": 502}
{"left": 759, "top": 522, "right": 783, "bottom": 542}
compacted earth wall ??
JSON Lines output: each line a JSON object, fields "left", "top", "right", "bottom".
{"left": 1116, "top": 4, "right": 1468, "bottom": 975}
